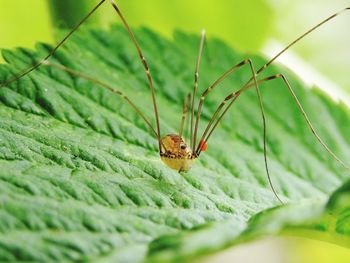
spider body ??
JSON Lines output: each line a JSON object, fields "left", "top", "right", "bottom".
{"left": 160, "top": 134, "right": 196, "bottom": 172}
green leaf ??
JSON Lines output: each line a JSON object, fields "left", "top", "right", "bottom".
{"left": 0, "top": 26, "right": 349, "bottom": 262}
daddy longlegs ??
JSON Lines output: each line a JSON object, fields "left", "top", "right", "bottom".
{"left": 1, "top": 0, "right": 350, "bottom": 203}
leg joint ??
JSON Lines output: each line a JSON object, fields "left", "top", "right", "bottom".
{"left": 244, "top": 58, "right": 253, "bottom": 65}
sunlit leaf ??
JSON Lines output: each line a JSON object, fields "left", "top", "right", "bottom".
{"left": 0, "top": 26, "right": 349, "bottom": 262}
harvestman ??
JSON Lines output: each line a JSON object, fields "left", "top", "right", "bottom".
{"left": 1, "top": 0, "right": 349, "bottom": 203}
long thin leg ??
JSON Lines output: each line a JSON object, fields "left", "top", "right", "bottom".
{"left": 0, "top": 0, "right": 106, "bottom": 88}
{"left": 42, "top": 61, "right": 159, "bottom": 139}
{"left": 178, "top": 93, "right": 191, "bottom": 153}
{"left": 193, "top": 60, "right": 283, "bottom": 203}
{"left": 195, "top": 7, "right": 350, "bottom": 202}
{"left": 201, "top": 73, "right": 350, "bottom": 172}
{"left": 193, "top": 59, "right": 256, "bottom": 153}
{"left": 109, "top": 0, "right": 162, "bottom": 153}
{"left": 250, "top": 64, "right": 278, "bottom": 204}
{"left": 245, "top": 8, "right": 350, "bottom": 86}
{"left": 190, "top": 30, "right": 206, "bottom": 151}
{"left": 197, "top": 6, "right": 350, "bottom": 127}
{"left": 195, "top": 7, "right": 350, "bottom": 143}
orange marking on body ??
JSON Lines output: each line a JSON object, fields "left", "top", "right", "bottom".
{"left": 199, "top": 139, "right": 207, "bottom": 151}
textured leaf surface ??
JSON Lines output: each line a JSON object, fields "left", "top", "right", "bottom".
{"left": 0, "top": 26, "right": 350, "bottom": 262}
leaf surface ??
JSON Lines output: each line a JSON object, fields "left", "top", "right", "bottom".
{"left": 0, "top": 26, "right": 350, "bottom": 262}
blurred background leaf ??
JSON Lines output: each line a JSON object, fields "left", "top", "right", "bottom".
{"left": 0, "top": 0, "right": 273, "bottom": 55}
{"left": 47, "top": 0, "right": 274, "bottom": 52}
{"left": 1, "top": 0, "right": 349, "bottom": 94}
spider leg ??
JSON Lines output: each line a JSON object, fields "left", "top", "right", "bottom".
{"left": 178, "top": 93, "right": 192, "bottom": 153}
{"left": 192, "top": 59, "right": 259, "bottom": 153}
{"left": 194, "top": 60, "right": 282, "bottom": 203}
{"left": 1, "top": 0, "right": 164, "bottom": 153}
{"left": 190, "top": 30, "right": 206, "bottom": 150}
{"left": 195, "top": 7, "right": 350, "bottom": 150}
{"left": 205, "top": 74, "right": 350, "bottom": 171}
{"left": 109, "top": 0, "right": 162, "bottom": 153}
{"left": 244, "top": 74, "right": 349, "bottom": 170}
{"left": 0, "top": 0, "right": 106, "bottom": 89}
{"left": 200, "top": 72, "right": 350, "bottom": 203}
{"left": 242, "top": 8, "right": 350, "bottom": 89}
{"left": 40, "top": 61, "right": 170, "bottom": 151}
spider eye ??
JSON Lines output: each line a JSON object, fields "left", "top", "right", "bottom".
{"left": 180, "top": 145, "right": 186, "bottom": 150}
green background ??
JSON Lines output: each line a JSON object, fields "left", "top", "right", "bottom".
{"left": 1, "top": 0, "right": 350, "bottom": 95}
